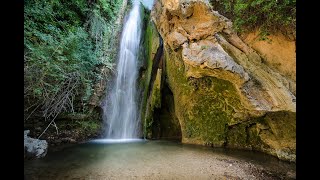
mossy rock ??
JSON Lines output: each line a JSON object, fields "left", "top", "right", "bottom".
{"left": 140, "top": 15, "right": 161, "bottom": 138}
{"left": 162, "top": 45, "right": 296, "bottom": 161}
{"left": 164, "top": 47, "right": 247, "bottom": 146}
{"left": 226, "top": 124, "right": 248, "bottom": 148}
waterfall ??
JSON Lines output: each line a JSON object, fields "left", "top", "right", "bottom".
{"left": 102, "top": 0, "right": 141, "bottom": 139}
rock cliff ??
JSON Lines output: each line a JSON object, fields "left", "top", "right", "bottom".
{"left": 149, "top": 0, "right": 296, "bottom": 162}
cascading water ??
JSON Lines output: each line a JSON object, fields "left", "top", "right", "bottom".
{"left": 102, "top": 0, "right": 142, "bottom": 139}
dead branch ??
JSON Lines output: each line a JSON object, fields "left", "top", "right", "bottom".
{"left": 37, "top": 112, "right": 59, "bottom": 139}
{"left": 42, "top": 72, "right": 79, "bottom": 120}
{"left": 38, "top": 72, "right": 80, "bottom": 138}
{"left": 24, "top": 103, "right": 41, "bottom": 122}
{"left": 51, "top": 121, "right": 59, "bottom": 135}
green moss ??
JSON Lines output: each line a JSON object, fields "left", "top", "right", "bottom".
{"left": 140, "top": 15, "right": 161, "bottom": 138}
{"left": 144, "top": 70, "right": 162, "bottom": 138}
{"left": 264, "top": 111, "right": 296, "bottom": 139}
{"left": 247, "top": 124, "right": 263, "bottom": 148}
{"left": 165, "top": 48, "right": 245, "bottom": 146}
{"left": 185, "top": 93, "right": 228, "bottom": 145}
{"left": 151, "top": 71, "right": 162, "bottom": 109}
{"left": 226, "top": 114, "right": 269, "bottom": 148}
{"left": 163, "top": 41, "right": 296, "bottom": 159}
{"left": 227, "top": 124, "right": 248, "bottom": 147}
{"left": 152, "top": 87, "right": 161, "bottom": 108}
{"left": 226, "top": 111, "right": 296, "bottom": 154}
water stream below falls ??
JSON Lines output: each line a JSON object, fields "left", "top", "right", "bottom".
{"left": 24, "top": 140, "right": 295, "bottom": 179}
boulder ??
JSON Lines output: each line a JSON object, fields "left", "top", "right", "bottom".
{"left": 24, "top": 130, "right": 48, "bottom": 159}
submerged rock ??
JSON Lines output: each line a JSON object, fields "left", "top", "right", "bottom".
{"left": 24, "top": 130, "right": 48, "bottom": 159}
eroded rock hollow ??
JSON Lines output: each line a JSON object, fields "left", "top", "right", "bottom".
{"left": 145, "top": 0, "right": 295, "bottom": 162}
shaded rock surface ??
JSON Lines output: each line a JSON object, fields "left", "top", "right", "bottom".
{"left": 150, "top": 0, "right": 296, "bottom": 161}
{"left": 24, "top": 130, "right": 48, "bottom": 159}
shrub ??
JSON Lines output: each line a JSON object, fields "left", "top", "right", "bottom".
{"left": 210, "top": 0, "right": 296, "bottom": 35}
{"left": 24, "top": 0, "right": 123, "bottom": 125}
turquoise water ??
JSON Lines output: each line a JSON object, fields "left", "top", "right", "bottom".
{"left": 24, "top": 140, "right": 295, "bottom": 179}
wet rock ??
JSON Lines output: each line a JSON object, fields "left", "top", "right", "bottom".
{"left": 24, "top": 130, "right": 48, "bottom": 159}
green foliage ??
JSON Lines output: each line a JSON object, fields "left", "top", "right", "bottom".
{"left": 75, "top": 120, "right": 101, "bottom": 133}
{"left": 97, "top": 0, "right": 123, "bottom": 21}
{"left": 24, "top": 0, "right": 123, "bottom": 120}
{"left": 210, "top": 0, "right": 296, "bottom": 35}
{"left": 85, "top": 6, "right": 120, "bottom": 69}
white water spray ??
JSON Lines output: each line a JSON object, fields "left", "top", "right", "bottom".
{"left": 102, "top": 0, "right": 142, "bottom": 139}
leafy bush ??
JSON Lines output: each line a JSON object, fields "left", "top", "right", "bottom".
{"left": 24, "top": 0, "right": 124, "bottom": 123}
{"left": 210, "top": 0, "right": 296, "bottom": 35}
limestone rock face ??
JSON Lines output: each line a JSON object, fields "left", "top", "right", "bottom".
{"left": 181, "top": 40, "right": 250, "bottom": 85}
{"left": 242, "top": 30, "right": 296, "bottom": 84}
{"left": 151, "top": 0, "right": 296, "bottom": 161}
{"left": 167, "top": 31, "right": 188, "bottom": 50}
{"left": 24, "top": 130, "right": 48, "bottom": 159}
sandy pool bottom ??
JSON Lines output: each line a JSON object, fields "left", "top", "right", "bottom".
{"left": 24, "top": 140, "right": 296, "bottom": 180}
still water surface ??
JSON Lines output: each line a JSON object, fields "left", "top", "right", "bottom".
{"left": 24, "top": 140, "right": 295, "bottom": 179}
